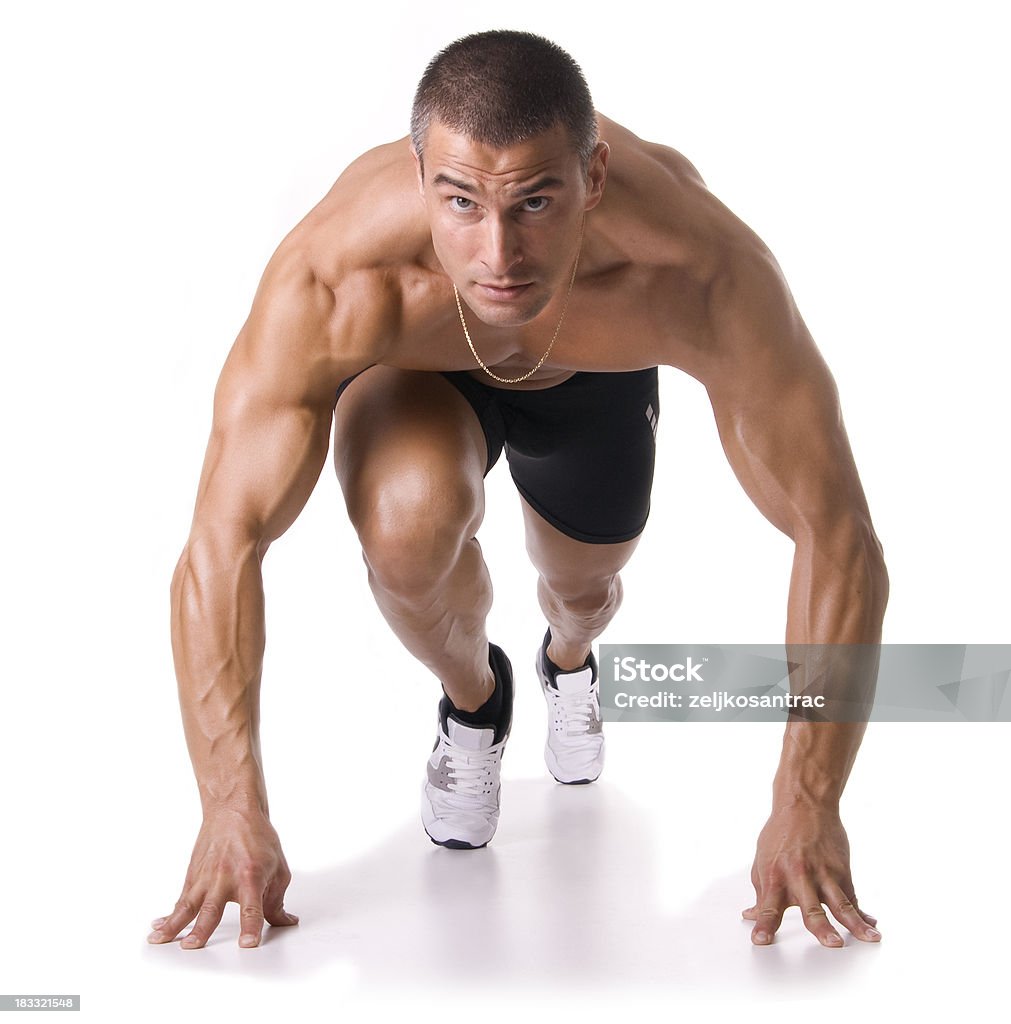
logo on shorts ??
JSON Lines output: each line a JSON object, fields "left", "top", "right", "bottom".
{"left": 645, "top": 403, "right": 658, "bottom": 440}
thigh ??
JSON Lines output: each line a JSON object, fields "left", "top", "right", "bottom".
{"left": 333, "top": 367, "right": 489, "bottom": 533}
{"left": 521, "top": 495, "right": 642, "bottom": 591}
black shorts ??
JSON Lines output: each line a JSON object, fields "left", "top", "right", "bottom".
{"left": 336, "top": 368, "right": 660, "bottom": 545}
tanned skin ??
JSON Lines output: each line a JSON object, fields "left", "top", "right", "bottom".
{"left": 148, "top": 115, "right": 888, "bottom": 951}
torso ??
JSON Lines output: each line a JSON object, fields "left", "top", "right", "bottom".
{"left": 282, "top": 114, "right": 759, "bottom": 389}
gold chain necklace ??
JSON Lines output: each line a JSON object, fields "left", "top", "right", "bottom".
{"left": 453, "top": 229, "right": 583, "bottom": 385}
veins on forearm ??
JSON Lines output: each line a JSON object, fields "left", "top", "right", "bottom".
{"left": 173, "top": 543, "right": 267, "bottom": 766}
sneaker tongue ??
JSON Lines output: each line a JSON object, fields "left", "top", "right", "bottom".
{"left": 447, "top": 717, "right": 496, "bottom": 750}
{"left": 553, "top": 666, "right": 594, "bottom": 696}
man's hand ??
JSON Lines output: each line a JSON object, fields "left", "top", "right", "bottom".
{"left": 147, "top": 809, "right": 298, "bottom": 949}
{"left": 743, "top": 803, "right": 880, "bottom": 947}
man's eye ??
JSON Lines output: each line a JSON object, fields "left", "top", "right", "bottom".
{"left": 451, "top": 196, "right": 474, "bottom": 211}
{"left": 522, "top": 197, "right": 549, "bottom": 212}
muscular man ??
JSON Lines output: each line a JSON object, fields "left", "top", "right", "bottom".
{"left": 148, "top": 30, "right": 888, "bottom": 951}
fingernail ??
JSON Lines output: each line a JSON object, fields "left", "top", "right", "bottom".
{"left": 867, "top": 928, "right": 881, "bottom": 939}
{"left": 826, "top": 934, "right": 843, "bottom": 946}
{"left": 151, "top": 918, "right": 166, "bottom": 928}
{"left": 239, "top": 935, "right": 258, "bottom": 948}
{"left": 754, "top": 931, "right": 770, "bottom": 944}
{"left": 147, "top": 931, "right": 164, "bottom": 943}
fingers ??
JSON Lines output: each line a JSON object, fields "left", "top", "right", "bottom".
{"left": 238, "top": 902, "right": 265, "bottom": 949}
{"left": 744, "top": 886, "right": 882, "bottom": 946}
{"left": 746, "top": 808, "right": 880, "bottom": 948}
{"left": 851, "top": 894, "right": 878, "bottom": 928}
{"left": 748, "top": 894, "right": 842, "bottom": 947}
{"left": 149, "top": 880, "right": 298, "bottom": 950}
{"left": 147, "top": 898, "right": 278, "bottom": 949}
{"left": 149, "top": 814, "right": 298, "bottom": 950}
{"left": 147, "top": 899, "right": 198, "bottom": 944}
{"left": 824, "top": 883, "right": 881, "bottom": 942}
{"left": 749, "top": 889, "right": 786, "bottom": 945}
{"left": 795, "top": 882, "right": 843, "bottom": 947}
{"left": 262, "top": 870, "right": 299, "bottom": 930}
{"left": 180, "top": 897, "right": 226, "bottom": 949}
{"left": 146, "top": 893, "right": 225, "bottom": 949}
{"left": 237, "top": 867, "right": 301, "bottom": 947}
{"left": 234, "top": 891, "right": 299, "bottom": 948}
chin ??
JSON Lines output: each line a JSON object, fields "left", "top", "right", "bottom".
{"left": 465, "top": 290, "right": 551, "bottom": 328}
{"left": 472, "top": 306, "right": 540, "bottom": 328}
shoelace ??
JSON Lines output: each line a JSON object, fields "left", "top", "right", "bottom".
{"left": 547, "top": 686, "right": 599, "bottom": 736}
{"left": 443, "top": 740, "right": 506, "bottom": 799}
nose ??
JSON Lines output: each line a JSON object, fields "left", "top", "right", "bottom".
{"left": 480, "top": 217, "right": 523, "bottom": 278}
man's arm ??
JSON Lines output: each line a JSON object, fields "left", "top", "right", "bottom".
{"left": 699, "top": 239, "right": 889, "bottom": 947}
{"left": 148, "top": 246, "right": 372, "bottom": 949}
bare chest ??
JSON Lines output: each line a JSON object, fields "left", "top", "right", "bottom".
{"left": 388, "top": 263, "right": 713, "bottom": 383}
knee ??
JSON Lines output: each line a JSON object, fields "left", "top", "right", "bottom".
{"left": 540, "top": 568, "right": 623, "bottom": 620}
{"left": 354, "top": 470, "right": 482, "bottom": 596}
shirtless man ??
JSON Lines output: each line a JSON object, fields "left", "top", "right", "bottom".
{"left": 148, "top": 30, "right": 888, "bottom": 952}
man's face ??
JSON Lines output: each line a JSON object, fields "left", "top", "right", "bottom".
{"left": 416, "top": 120, "right": 607, "bottom": 328}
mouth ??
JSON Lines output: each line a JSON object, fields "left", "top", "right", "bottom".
{"left": 474, "top": 282, "right": 534, "bottom": 302}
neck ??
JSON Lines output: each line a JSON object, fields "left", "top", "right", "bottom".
{"left": 455, "top": 224, "right": 583, "bottom": 385}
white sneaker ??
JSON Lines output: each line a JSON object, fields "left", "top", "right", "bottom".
{"left": 421, "top": 644, "right": 513, "bottom": 849}
{"left": 537, "top": 630, "right": 604, "bottom": 785}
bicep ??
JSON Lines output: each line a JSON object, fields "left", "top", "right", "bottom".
{"left": 192, "top": 384, "right": 334, "bottom": 547}
{"left": 188, "top": 249, "right": 366, "bottom": 546}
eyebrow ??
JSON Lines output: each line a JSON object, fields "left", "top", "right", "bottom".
{"left": 514, "top": 176, "right": 565, "bottom": 197}
{"left": 431, "top": 173, "right": 565, "bottom": 197}
{"left": 432, "top": 173, "right": 478, "bottom": 194}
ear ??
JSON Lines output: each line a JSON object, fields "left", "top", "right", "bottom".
{"left": 411, "top": 144, "right": 425, "bottom": 197}
{"left": 583, "top": 141, "right": 609, "bottom": 211}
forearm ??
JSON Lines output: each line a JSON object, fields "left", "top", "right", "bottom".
{"left": 775, "top": 523, "right": 889, "bottom": 807}
{"left": 772, "top": 721, "right": 866, "bottom": 810}
{"left": 170, "top": 531, "right": 270, "bottom": 818}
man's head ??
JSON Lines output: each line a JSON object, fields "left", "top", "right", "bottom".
{"left": 411, "top": 32, "right": 607, "bottom": 329}
{"left": 411, "top": 30, "right": 598, "bottom": 174}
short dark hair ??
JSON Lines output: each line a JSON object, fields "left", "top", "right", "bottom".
{"left": 411, "top": 30, "right": 598, "bottom": 171}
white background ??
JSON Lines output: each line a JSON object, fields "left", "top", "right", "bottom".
{"left": 1, "top": 0, "right": 1007, "bottom": 1019}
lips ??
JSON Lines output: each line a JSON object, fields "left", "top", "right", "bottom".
{"left": 475, "top": 282, "right": 533, "bottom": 301}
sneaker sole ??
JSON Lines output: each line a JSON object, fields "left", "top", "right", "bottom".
{"left": 425, "top": 832, "right": 489, "bottom": 851}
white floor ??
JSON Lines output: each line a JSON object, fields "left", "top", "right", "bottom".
{"left": 3, "top": 682, "right": 1005, "bottom": 1021}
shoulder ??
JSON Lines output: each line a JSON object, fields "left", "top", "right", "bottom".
{"left": 277, "top": 136, "right": 429, "bottom": 286}
{"left": 594, "top": 115, "right": 796, "bottom": 377}
{"left": 244, "top": 137, "right": 430, "bottom": 371}
{"left": 598, "top": 114, "right": 708, "bottom": 190}
{"left": 596, "top": 114, "right": 769, "bottom": 288}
